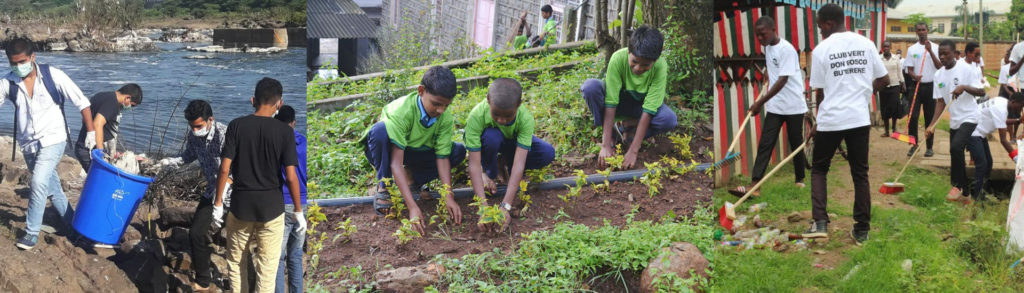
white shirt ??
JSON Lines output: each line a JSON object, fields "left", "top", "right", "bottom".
{"left": 999, "top": 62, "right": 1012, "bottom": 85}
{"left": 903, "top": 41, "right": 941, "bottom": 82}
{"left": 763, "top": 39, "right": 807, "bottom": 115}
{"left": 0, "top": 64, "right": 91, "bottom": 153}
{"left": 809, "top": 32, "right": 888, "bottom": 132}
{"left": 882, "top": 53, "right": 904, "bottom": 87}
{"left": 972, "top": 96, "right": 1008, "bottom": 137}
{"left": 900, "top": 57, "right": 907, "bottom": 74}
{"left": 933, "top": 61, "right": 983, "bottom": 129}
{"left": 1011, "top": 41, "right": 1024, "bottom": 85}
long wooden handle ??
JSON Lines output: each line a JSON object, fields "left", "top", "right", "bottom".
{"left": 734, "top": 140, "right": 808, "bottom": 207}
{"left": 894, "top": 106, "right": 947, "bottom": 183}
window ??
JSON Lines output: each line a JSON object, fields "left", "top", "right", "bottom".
{"left": 951, "top": 23, "right": 958, "bottom": 33}
{"left": 892, "top": 26, "right": 902, "bottom": 32}
{"left": 937, "top": 23, "right": 945, "bottom": 33}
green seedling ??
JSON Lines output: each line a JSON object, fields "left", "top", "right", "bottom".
{"left": 393, "top": 217, "right": 422, "bottom": 245}
{"left": 470, "top": 195, "right": 507, "bottom": 226}
{"left": 604, "top": 144, "right": 625, "bottom": 170}
{"left": 518, "top": 180, "right": 532, "bottom": 216}
{"left": 379, "top": 178, "right": 406, "bottom": 220}
{"left": 640, "top": 161, "right": 664, "bottom": 198}
{"left": 332, "top": 217, "right": 357, "bottom": 243}
{"left": 668, "top": 133, "right": 694, "bottom": 160}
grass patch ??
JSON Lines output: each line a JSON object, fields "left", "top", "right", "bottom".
{"left": 712, "top": 164, "right": 1024, "bottom": 292}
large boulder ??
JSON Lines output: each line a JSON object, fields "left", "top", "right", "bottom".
{"left": 374, "top": 263, "right": 445, "bottom": 293}
{"left": 640, "top": 242, "right": 710, "bottom": 293}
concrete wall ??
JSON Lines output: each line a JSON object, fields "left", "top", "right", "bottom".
{"left": 382, "top": 0, "right": 473, "bottom": 52}
{"left": 213, "top": 28, "right": 289, "bottom": 48}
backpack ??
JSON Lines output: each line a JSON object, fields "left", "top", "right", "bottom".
{"left": 6, "top": 64, "right": 72, "bottom": 160}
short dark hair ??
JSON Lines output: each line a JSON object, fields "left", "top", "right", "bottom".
{"left": 916, "top": 22, "right": 928, "bottom": 30}
{"left": 421, "top": 66, "right": 458, "bottom": 99}
{"left": 628, "top": 25, "right": 664, "bottom": 61}
{"left": 541, "top": 5, "right": 552, "bottom": 13}
{"left": 487, "top": 78, "right": 523, "bottom": 110}
{"left": 940, "top": 40, "right": 956, "bottom": 51}
{"left": 1012, "top": 91, "right": 1024, "bottom": 102}
{"left": 184, "top": 99, "right": 213, "bottom": 121}
{"left": 754, "top": 16, "right": 775, "bottom": 29}
{"left": 817, "top": 4, "right": 845, "bottom": 24}
{"left": 254, "top": 77, "right": 283, "bottom": 105}
{"left": 118, "top": 83, "right": 143, "bottom": 104}
{"left": 275, "top": 105, "right": 296, "bottom": 124}
{"left": 5, "top": 38, "right": 34, "bottom": 59}
{"left": 965, "top": 42, "right": 979, "bottom": 54}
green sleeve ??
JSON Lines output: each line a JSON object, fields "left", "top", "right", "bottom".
{"left": 513, "top": 35, "right": 527, "bottom": 50}
{"left": 434, "top": 113, "right": 455, "bottom": 158}
{"left": 383, "top": 111, "right": 409, "bottom": 150}
{"left": 464, "top": 104, "right": 485, "bottom": 151}
{"left": 604, "top": 54, "right": 624, "bottom": 108}
{"left": 515, "top": 110, "right": 535, "bottom": 150}
{"left": 642, "top": 60, "right": 668, "bottom": 115}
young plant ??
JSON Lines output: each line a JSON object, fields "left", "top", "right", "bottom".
{"left": 518, "top": 180, "right": 532, "bottom": 216}
{"left": 593, "top": 168, "right": 612, "bottom": 192}
{"left": 640, "top": 161, "right": 664, "bottom": 198}
{"left": 604, "top": 144, "right": 626, "bottom": 170}
{"left": 380, "top": 178, "right": 406, "bottom": 220}
{"left": 430, "top": 184, "right": 453, "bottom": 227}
{"left": 668, "top": 133, "right": 694, "bottom": 160}
{"left": 332, "top": 217, "right": 357, "bottom": 244}
{"left": 560, "top": 169, "right": 588, "bottom": 202}
{"left": 470, "top": 195, "right": 507, "bottom": 227}
{"left": 305, "top": 203, "right": 330, "bottom": 274}
{"left": 393, "top": 217, "right": 423, "bottom": 245}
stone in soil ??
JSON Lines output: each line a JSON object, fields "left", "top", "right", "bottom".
{"left": 374, "top": 263, "right": 445, "bottom": 292}
{"left": 639, "top": 242, "right": 710, "bottom": 293}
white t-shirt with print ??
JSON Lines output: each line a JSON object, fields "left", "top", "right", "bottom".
{"left": 1011, "top": 42, "right": 1024, "bottom": 86}
{"left": 934, "top": 61, "right": 983, "bottom": 129}
{"left": 903, "top": 41, "right": 941, "bottom": 82}
{"left": 763, "top": 39, "right": 808, "bottom": 115}
{"left": 809, "top": 32, "right": 888, "bottom": 132}
{"left": 972, "top": 96, "right": 1008, "bottom": 137}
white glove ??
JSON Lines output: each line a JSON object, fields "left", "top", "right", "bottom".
{"left": 211, "top": 204, "right": 225, "bottom": 229}
{"left": 85, "top": 131, "right": 96, "bottom": 149}
{"left": 293, "top": 211, "right": 307, "bottom": 234}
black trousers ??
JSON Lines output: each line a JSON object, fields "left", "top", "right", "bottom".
{"left": 949, "top": 123, "right": 978, "bottom": 196}
{"left": 907, "top": 82, "right": 936, "bottom": 149}
{"left": 751, "top": 112, "right": 805, "bottom": 183}
{"left": 811, "top": 126, "right": 871, "bottom": 231}
{"left": 189, "top": 196, "right": 216, "bottom": 287}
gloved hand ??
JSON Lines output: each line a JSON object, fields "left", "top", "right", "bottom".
{"left": 211, "top": 204, "right": 225, "bottom": 229}
{"left": 85, "top": 131, "right": 96, "bottom": 149}
{"left": 293, "top": 211, "right": 307, "bottom": 234}
{"left": 1011, "top": 149, "right": 1019, "bottom": 164}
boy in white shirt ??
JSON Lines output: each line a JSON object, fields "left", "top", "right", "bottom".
{"left": 728, "top": 16, "right": 808, "bottom": 197}
{"left": 965, "top": 93, "right": 1024, "bottom": 202}
{"left": 805, "top": 4, "right": 889, "bottom": 245}
{"left": 925, "top": 40, "right": 987, "bottom": 203}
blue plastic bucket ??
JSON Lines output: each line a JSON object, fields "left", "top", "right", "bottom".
{"left": 72, "top": 149, "right": 154, "bottom": 244}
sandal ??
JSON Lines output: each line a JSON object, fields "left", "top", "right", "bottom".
{"left": 373, "top": 191, "right": 393, "bottom": 216}
{"left": 728, "top": 186, "right": 760, "bottom": 197}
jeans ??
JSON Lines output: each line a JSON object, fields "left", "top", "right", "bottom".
{"left": 478, "top": 128, "right": 556, "bottom": 180}
{"left": 967, "top": 136, "right": 991, "bottom": 200}
{"left": 581, "top": 78, "right": 679, "bottom": 138}
{"left": 24, "top": 141, "right": 74, "bottom": 237}
{"left": 751, "top": 113, "right": 806, "bottom": 183}
{"left": 949, "top": 123, "right": 978, "bottom": 196}
{"left": 275, "top": 204, "right": 306, "bottom": 293}
{"left": 811, "top": 126, "right": 871, "bottom": 231}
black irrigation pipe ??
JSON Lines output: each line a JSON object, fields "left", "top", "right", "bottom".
{"left": 312, "top": 162, "right": 711, "bottom": 207}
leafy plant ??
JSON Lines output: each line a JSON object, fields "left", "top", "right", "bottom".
{"left": 469, "top": 195, "right": 507, "bottom": 227}
{"left": 305, "top": 203, "right": 330, "bottom": 277}
{"left": 668, "top": 133, "right": 694, "bottom": 160}
{"left": 605, "top": 144, "right": 626, "bottom": 170}
{"left": 332, "top": 217, "right": 357, "bottom": 244}
{"left": 379, "top": 178, "right": 406, "bottom": 220}
{"left": 393, "top": 217, "right": 423, "bottom": 245}
{"left": 640, "top": 161, "right": 664, "bottom": 197}
{"left": 518, "top": 180, "right": 532, "bottom": 216}
{"left": 430, "top": 184, "right": 453, "bottom": 227}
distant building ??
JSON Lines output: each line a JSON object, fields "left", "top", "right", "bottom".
{"left": 886, "top": 0, "right": 1010, "bottom": 39}
{"left": 307, "top": 0, "right": 378, "bottom": 80}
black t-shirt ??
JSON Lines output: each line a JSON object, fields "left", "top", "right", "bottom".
{"left": 76, "top": 91, "right": 120, "bottom": 145}
{"left": 222, "top": 114, "right": 298, "bottom": 222}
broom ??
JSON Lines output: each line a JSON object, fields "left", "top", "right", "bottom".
{"left": 712, "top": 78, "right": 771, "bottom": 170}
{"left": 891, "top": 52, "right": 930, "bottom": 145}
{"left": 719, "top": 140, "right": 809, "bottom": 231}
{"left": 881, "top": 106, "right": 947, "bottom": 194}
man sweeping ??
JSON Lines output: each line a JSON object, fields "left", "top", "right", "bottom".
{"left": 728, "top": 16, "right": 807, "bottom": 197}
{"left": 965, "top": 93, "right": 1024, "bottom": 202}
{"left": 903, "top": 22, "right": 942, "bottom": 157}
{"left": 805, "top": 4, "right": 889, "bottom": 245}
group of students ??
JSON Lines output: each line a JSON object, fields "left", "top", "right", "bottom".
{"left": 726, "top": 4, "right": 1024, "bottom": 246}
{"left": 362, "top": 26, "right": 676, "bottom": 233}
{"left": 4, "top": 38, "right": 309, "bottom": 293}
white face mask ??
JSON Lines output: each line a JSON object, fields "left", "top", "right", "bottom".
{"left": 12, "top": 62, "right": 32, "bottom": 78}
{"left": 193, "top": 120, "right": 213, "bottom": 137}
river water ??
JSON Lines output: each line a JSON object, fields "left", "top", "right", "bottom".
{"left": 1, "top": 41, "right": 306, "bottom": 156}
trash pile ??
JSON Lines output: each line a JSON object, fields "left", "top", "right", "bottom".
{"left": 714, "top": 203, "right": 828, "bottom": 252}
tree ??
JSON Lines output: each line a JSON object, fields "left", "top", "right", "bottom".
{"left": 904, "top": 13, "right": 932, "bottom": 32}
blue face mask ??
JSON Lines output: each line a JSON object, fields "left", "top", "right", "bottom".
{"left": 12, "top": 62, "right": 32, "bottom": 78}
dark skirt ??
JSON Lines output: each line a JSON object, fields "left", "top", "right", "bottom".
{"left": 879, "top": 85, "right": 901, "bottom": 120}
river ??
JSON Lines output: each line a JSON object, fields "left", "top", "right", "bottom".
{"left": 1, "top": 41, "right": 306, "bottom": 156}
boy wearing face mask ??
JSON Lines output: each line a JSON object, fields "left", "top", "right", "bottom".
{"left": 156, "top": 99, "right": 232, "bottom": 290}
{"left": 581, "top": 25, "right": 678, "bottom": 170}
{"left": 74, "top": 83, "right": 143, "bottom": 171}
{"left": 213, "top": 78, "right": 302, "bottom": 293}
{"left": 2, "top": 38, "right": 96, "bottom": 250}
{"left": 464, "top": 78, "right": 555, "bottom": 233}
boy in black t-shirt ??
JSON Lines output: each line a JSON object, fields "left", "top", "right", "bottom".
{"left": 74, "top": 83, "right": 143, "bottom": 171}
{"left": 211, "top": 78, "right": 303, "bottom": 293}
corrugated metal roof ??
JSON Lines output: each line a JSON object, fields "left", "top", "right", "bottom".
{"left": 308, "top": 0, "right": 378, "bottom": 39}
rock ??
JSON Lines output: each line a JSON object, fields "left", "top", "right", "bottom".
{"left": 786, "top": 212, "right": 804, "bottom": 223}
{"left": 158, "top": 28, "right": 212, "bottom": 43}
{"left": 159, "top": 207, "right": 194, "bottom": 228}
{"left": 185, "top": 45, "right": 286, "bottom": 53}
{"left": 0, "top": 161, "right": 29, "bottom": 186}
{"left": 374, "top": 263, "right": 445, "bottom": 292}
{"left": 166, "top": 226, "right": 191, "bottom": 251}
{"left": 902, "top": 259, "right": 913, "bottom": 272}
{"left": 167, "top": 251, "right": 192, "bottom": 271}
{"left": 640, "top": 242, "right": 710, "bottom": 293}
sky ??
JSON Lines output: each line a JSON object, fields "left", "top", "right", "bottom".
{"left": 888, "top": 0, "right": 1012, "bottom": 18}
